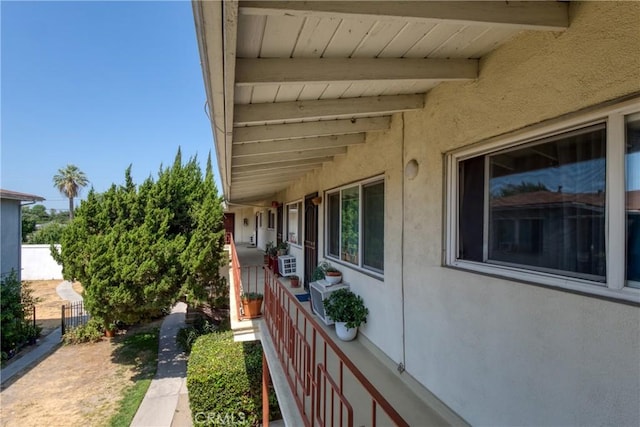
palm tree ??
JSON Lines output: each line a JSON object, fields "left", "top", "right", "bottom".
{"left": 53, "top": 164, "right": 89, "bottom": 219}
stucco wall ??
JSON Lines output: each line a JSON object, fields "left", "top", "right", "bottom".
{"left": 21, "top": 245, "right": 63, "bottom": 280}
{"left": 1, "top": 199, "right": 22, "bottom": 281}
{"left": 274, "top": 2, "right": 640, "bottom": 425}
{"left": 399, "top": 3, "right": 640, "bottom": 424}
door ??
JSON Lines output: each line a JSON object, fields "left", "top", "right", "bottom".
{"left": 304, "top": 192, "right": 319, "bottom": 289}
{"left": 223, "top": 213, "right": 235, "bottom": 243}
{"left": 277, "top": 204, "right": 283, "bottom": 244}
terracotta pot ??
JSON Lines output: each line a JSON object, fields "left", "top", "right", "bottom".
{"left": 105, "top": 329, "right": 115, "bottom": 338}
{"left": 290, "top": 277, "right": 300, "bottom": 287}
{"left": 242, "top": 298, "right": 263, "bottom": 319}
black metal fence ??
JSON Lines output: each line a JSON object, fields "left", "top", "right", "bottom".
{"left": 61, "top": 301, "right": 88, "bottom": 335}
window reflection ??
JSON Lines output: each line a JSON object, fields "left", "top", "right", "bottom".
{"left": 488, "top": 125, "right": 606, "bottom": 280}
{"left": 626, "top": 113, "right": 640, "bottom": 286}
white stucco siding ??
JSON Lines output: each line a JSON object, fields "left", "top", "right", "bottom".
{"left": 270, "top": 2, "right": 639, "bottom": 424}
{"left": 400, "top": 2, "right": 640, "bottom": 425}
{"left": 278, "top": 113, "right": 406, "bottom": 364}
{"left": 1, "top": 199, "right": 22, "bottom": 281}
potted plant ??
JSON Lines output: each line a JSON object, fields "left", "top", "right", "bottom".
{"left": 264, "top": 242, "right": 274, "bottom": 264}
{"left": 323, "top": 289, "right": 369, "bottom": 341}
{"left": 268, "top": 245, "right": 279, "bottom": 273}
{"left": 324, "top": 266, "right": 342, "bottom": 284}
{"left": 289, "top": 275, "right": 300, "bottom": 287}
{"left": 277, "top": 241, "right": 289, "bottom": 256}
{"left": 311, "top": 261, "right": 331, "bottom": 282}
{"left": 241, "top": 292, "right": 264, "bottom": 319}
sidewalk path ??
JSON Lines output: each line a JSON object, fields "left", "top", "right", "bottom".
{"left": 1, "top": 281, "right": 83, "bottom": 387}
{"left": 131, "top": 302, "right": 192, "bottom": 427}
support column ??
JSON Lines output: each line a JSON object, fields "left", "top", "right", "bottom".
{"left": 263, "top": 352, "right": 270, "bottom": 426}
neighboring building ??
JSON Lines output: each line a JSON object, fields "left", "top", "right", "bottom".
{"left": 1, "top": 189, "right": 45, "bottom": 282}
{"left": 193, "top": 1, "right": 640, "bottom": 425}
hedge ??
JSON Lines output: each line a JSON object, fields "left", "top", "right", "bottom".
{"left": 187, "top": 330, "right": 279, "bottom": 426}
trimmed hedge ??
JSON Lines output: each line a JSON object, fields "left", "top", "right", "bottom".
{"left": 187, "top": 331, "right": 279, "bottom": 426}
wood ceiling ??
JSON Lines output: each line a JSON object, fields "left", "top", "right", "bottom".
{"left": 193, "top": 1, "right": 569, "bottom": 204}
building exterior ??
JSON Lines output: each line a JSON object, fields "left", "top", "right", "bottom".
{"left": 1, "top": 189, "right": 45, "bottom": 282}
{"left": 193, "top": 1, "right": 640, "bottom": 425}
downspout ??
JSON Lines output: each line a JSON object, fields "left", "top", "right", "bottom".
{"left": 399, "top": 113, "right": 407, "bottom": 372}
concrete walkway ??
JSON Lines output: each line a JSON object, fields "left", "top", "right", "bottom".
{"left": 1, "top": 281, "right": 82, "bottom": 386}
{"left": 131, "top": 302, "right": 192, "bottom": 427}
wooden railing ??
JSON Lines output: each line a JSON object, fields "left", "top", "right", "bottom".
{"left": 263, "top": 268, "right": 409, "bottom": 427}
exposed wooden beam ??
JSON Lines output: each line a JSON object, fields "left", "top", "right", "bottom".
{"left": 232, "top": 168, "right": 309, "bottom": 179}
{"left": 232, "top": 158, "right": 329, "bottom": 172}
{"left": 233, "top": 175, "right": 305, "bottom": 187}
{"left": 239, "top": 1, "right": 569, "bottom": 31}
{"left": 234, "top": 95, "right": 424, "bottom": 125}
{"left": 233, "top": 134, "right": 365, "bottom": 157}
{"left": 233, "top": 147, "right": 347, "bottom": 167}
{"left": 233, "top": 174, "right": 308, "bottom": 186}
{"left": 234, "top": 117, "right": 389, "bottom": 143}
{"left": 236, "top": 58, "right": 477, "bottom": 86}
{"left": 233, "top": 181, "right": 288, "bottom": 190}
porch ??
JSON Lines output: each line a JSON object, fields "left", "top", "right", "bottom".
{"left": 228, "top": 238, "right": 466, "bottom": 427}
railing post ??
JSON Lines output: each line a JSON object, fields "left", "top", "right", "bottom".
{"left": 263, "top": 352, "right": 270, "bottom": 427}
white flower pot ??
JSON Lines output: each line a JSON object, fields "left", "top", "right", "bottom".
{"left": 335, "top": 322, "right": 358, "bottom": 341}
{"left": 325, "top": 274, "right": 342, "bottom": 284}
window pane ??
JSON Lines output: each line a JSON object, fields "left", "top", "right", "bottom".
{"left": 341, "top": 186, "right": 359, "bottom": 265}
{"left": 459, "top": 156, "right": 485, "bottom": 262}
{"left": 488, "top": 125, "right": 606, "bottom": 280}
{"left": 363, "top": 181, "right": 384, "bottom": 271}
{"left": 297, "top": 202, "right": 302, "bottom": 245}
{"left": 626, "top": 114, "right": 640, "bottom": 287}
{"left": 327, "top": 192, "right": 340, "bottom": 257}
{"left": 287, "top": 204, "right": 299, "bottom": 244}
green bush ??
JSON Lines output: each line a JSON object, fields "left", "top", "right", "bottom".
{"left": 62, "top": 318, "right": 104, "bottom": 344}
{"left": 177, "top": 316, "right": 218, "bottom": 354}
{"left": 187, "top": 331, "right": 280, "bottom": 426}
{"left": 1, "top": 273, "right": 41, "bottom": 360}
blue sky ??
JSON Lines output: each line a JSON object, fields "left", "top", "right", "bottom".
{"left": 1, "top": 0, "right": 219, "bottom": 211}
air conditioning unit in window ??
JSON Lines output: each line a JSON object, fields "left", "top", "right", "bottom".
{"left": 309, "top": 280, "right": 350, "bottom": 325}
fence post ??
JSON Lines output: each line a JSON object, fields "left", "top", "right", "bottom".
{"left": 61, "top": 304, "right": 65, "bottom": 336}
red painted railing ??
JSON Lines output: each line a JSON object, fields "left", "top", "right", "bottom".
{"left": 229, "top": 234, "right": 264, "bottom": 320}
{"left": 263, "top": 268, "right": 409, "bottom": 427}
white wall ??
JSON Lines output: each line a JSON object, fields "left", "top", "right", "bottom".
{"left": 21, "top": 245, "right": 63, "bottom": 280}
{"left": 1, "top": 199, "right": 22, "bottom": 281}
{"left": 273, "top": 2, "right": 640, "bottom": 425}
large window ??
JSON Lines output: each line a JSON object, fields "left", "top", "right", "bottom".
{"left": 626, "top": 113, "right": 640, "bottom": 287}
{"left": 326, "top": 177, "right": 384, "bottom": 274}
{"left": 287, "top": 202, "right": 302, "bottom": 245}
{"left": 447, "top": 100, "right": 640, "bottom": 301}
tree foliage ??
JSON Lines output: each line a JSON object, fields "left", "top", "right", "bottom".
{"left": 53, "top": 164, "right": 89, "bottom": 219}
{"left": 52, "top": 151, "right": 226, "bottom": 328}
{"left": 1, "top": 272, "right": 41, "bottom": 360}
{"left": 22, "top": 204, "right": 70, "bottom": 243}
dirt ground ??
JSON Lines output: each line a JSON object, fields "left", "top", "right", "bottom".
{"left": 27, "top": 280, "right": 75, "bottom": 336}
{"left": 1, "top": 281, "right": 157, "bottom": 427}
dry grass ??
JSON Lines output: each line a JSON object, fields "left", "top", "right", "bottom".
{"left": 0, "top": 320, "right": 162, "bottom": 427}
{"left": 27, "top": 280, "right": 66, "bottom": 337}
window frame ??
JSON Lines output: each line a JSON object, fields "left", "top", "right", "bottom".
{"left": 445, "top": 97, "right": 640, "bottom": 303}
{"left": 324, "top": 175, "right": 385, "bottom": 277}
{"left": 286, "top": 200, "right": 303, "bottom": 247}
